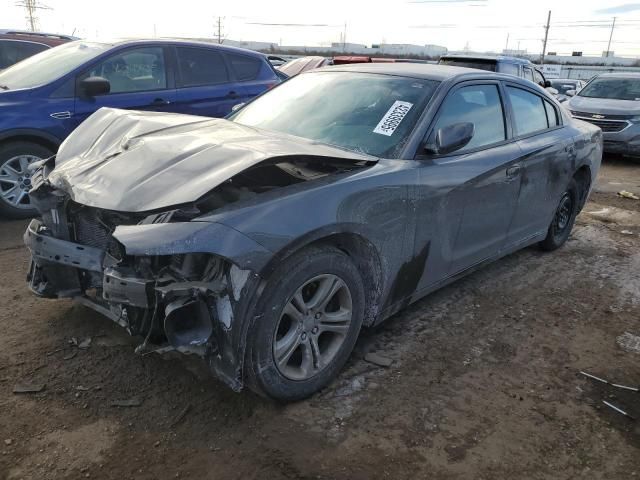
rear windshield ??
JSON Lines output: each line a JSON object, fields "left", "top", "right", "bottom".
{"left": 231, "top": 71, "right": 440, "bottom": 158}
{"left": 438, "top": 58, "right": 497, "bottom": 72}
{"left": 578, "top": 77, "right": 640, "bottom": 101}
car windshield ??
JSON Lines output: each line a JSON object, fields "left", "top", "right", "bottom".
{"left": 578, "top": 77, "right": 640, "bottom": 101}
{"left": 0, "top": 41, "right": 110, "bottom": 90}
{"left": 550, "top": 80, "right": 579, "bottom": 95}
{"left": 230, "top": 71, "right": 439, "bottom": 158}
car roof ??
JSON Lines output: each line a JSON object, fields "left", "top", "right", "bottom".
{"left": 88, "top": 38, "right": 268, "bottom": 57}
{"left": 0, "top": 29, "right": 78, "bottom": 40}
{"left": 596, "top": 72, "right": 640, "bottom": 79}
{"left": 440, "top": 54, "right": 533, "bottom": 65}
{"left": 314, "top": 62, "right": 511, "bottom": 81}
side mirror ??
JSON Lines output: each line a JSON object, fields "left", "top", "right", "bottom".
{"left": 544, "top": 80, "right": 552, "bottom": 88}
{"left": 425, "top": 122, "right": 475, "bottom": 155}
{"left": 566, "top": 89, "right": 577, "bottom": 97}
{"left": 80, "top": 76, "right": 110, "bottom": 97}
{"left": 231, "top": 102, "right": 245, "bottom": 112}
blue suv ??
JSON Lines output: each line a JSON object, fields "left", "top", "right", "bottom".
{"left": 0, "top": 39, "right": 280, "bottom": 218}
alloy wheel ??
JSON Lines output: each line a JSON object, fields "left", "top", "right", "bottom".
{"left": 554, "top": 192, "right": 573, "bottom": 232}
{"left": 273, "top": 274, "right": 353, "bottom": 381}
{"left": 0, "top": 155, "right": 40, "bottom": 209}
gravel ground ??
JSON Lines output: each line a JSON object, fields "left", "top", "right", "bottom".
{"left": 1, "top": 155, "right": 639, "bottom": 480}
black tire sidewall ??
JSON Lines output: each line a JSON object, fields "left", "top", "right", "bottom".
{"left": 247, "top": 247, "right": 365, "bottom": 401}
{"left": 0, "top": 141, "right": 53, "bottom": 219}
{"left": 540, "top": 179, "right": 579, "bottom": 251}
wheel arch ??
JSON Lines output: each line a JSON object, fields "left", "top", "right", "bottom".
{"left": 0, "top": 129, "right": 61, "bottom": 154}
{"left": 572, "top": 164, "right": 592, "bottom": 211}
{"left": 257, "top": 228, "right": 386, "bottom": 327}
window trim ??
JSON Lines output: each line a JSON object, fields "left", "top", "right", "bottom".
{"left": 175, "top": 45, "right": 230, "bottom": 88}
{"left": 416, "top": 80, "right": 512, "bottom": 159}
{"left": 74, "top": 45, "right": 171, "bottom": 97}
{"left": 503, "top": 82, "right": 564, "bottom": 141}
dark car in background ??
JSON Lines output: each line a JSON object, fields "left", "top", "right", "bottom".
{"left": 0, "top": 38, "right": 280, "bottom": 218}
{"left": 0, "top": 29, "right": 75, "bottom": 70}
{"left": 550, "top": 78, "right": 586, "bottom": 103}
{"left": 438, "top": 54, "right": 553, "bottom": 90}
{"left": 24, "top": 64, "right": 601, "bottom": 401}
{"left": 568, "top": 73, "right": 640, "bottom": 157}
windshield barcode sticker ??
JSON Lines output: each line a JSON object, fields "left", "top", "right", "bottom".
{"left": 373, "top": 101, "right": 413, "bottom": 136}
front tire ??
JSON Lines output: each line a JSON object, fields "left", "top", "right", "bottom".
{"left": 246, "top": 246, "right": 365, "bottom": 401}
{"left": 539, "top": 178, "right": 579, "bottom": 251}
{"left": 0, "top": 141, "right": 53, "bottom": 219}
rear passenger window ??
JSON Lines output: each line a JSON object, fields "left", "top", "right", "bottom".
{"left": 507, "top": 87, "right": 548, "bottom": 135}
{"left": 177, "top": 47, "right": 229, "bottom": 87}
{"left": 227, "top": 53, "right": 262, "bottom": 81}
{"left": 432, "top": 84, "right": 506, "bottom": 152}
{"left": 544, "top": 100, "right": 559, "bottom": 126}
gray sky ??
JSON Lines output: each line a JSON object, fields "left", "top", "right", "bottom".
{"left": 4, "top": 0, "right": 640, "bottom": 56}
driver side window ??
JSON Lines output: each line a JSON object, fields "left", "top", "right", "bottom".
{"left": 78, "top": 47, "right": 167, "bottom": 94}
{"left": 430, "top": 84, "right": 506, "bottom": 153}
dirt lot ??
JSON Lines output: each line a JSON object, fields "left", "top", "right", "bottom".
{"left": 1, "top": 155, "right": 639, "bottom": 480}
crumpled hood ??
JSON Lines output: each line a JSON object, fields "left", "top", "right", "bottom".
{"left": 568, "top": 95, "right": 640, "bottom": 116}
{"left": 49, "top": 107, "right": 377, "bottom": 212}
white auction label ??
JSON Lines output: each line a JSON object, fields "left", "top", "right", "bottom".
{"left": 373, "top": 100, "right": 413, "bottom": 136}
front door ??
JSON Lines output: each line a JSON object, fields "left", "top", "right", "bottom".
{"left": 414, "top": 82, "right": 523, "bottom": 286}
{"left": 73, "top": 45, "right": 177, "bottom": 127}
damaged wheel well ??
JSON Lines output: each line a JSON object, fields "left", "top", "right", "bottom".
{"left": 573, "top": 165, "right": 591, "bottom": 211}
{"left": 261, "top": 232, "right": 384, "bottom": 326}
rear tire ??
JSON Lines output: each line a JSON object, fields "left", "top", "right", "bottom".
{"left": 0, "top": 141, "right": 53, "bottom": 219}
{"left": 539, "top": 178, "right": 579, "bottom": 252}
{"left": 245, "top": 246, "right": 365, "bottom": 401}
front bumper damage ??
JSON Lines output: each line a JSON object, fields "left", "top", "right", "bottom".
{"left": 24, "top": 202, "right": 272, "bottom": 392}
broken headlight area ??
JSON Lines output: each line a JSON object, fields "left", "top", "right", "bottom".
{"left": 25, "top": 202, "right": 257, "bottom": 389}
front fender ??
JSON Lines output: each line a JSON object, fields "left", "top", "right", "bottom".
{"left": 112, "top": 221, "right": 273, "bottom": 271}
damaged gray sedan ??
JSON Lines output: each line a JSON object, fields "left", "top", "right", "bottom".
{"left": 24, "top": 64, "right": 602, "bottom": 401}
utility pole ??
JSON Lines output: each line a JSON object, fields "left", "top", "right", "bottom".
{"left": 15, "top": 0, "right": 51, "bottom": 32}
{"left": 541, "top": 10, "right": 551, "bottom": 65}
{"left": 606, "top": 16, "right": 617, "bottom": 57}
{"left": 215, "top": 16, "right": 224, "bottom": 44}
{"left": 342, "top": 22, "right": 347, "bottom": 51}
{"left": 505, "top": 33, "right": 509, "bottom": 52}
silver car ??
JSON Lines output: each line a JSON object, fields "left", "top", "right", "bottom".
{"left": 568, "top": 73, "right": 640, "bottom": 156}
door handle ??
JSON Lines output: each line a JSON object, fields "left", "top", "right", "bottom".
{"left": 226, "top": 90, "right": 240, "bottom": 99}
{"left": 506, "top": 165, "right": 521, "bottom": 178}
{"left": 150, "top": 98, "right": 171, "bottom": 106}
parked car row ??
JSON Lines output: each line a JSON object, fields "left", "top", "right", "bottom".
{"left": 0, "top": 38, "right": 281, "bottom": 218}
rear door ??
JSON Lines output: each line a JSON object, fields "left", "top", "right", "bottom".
{"left": 224, "top": 51, "right": 277, "bottom": 103}
{"left": 173, "top": 46, "right": 245, "bottom": 118}
{"left": 505, "top": 84, "right": 573, "bottom": 243}
{"left": 73, "top": 45, "right": 177, "bottom": 127}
